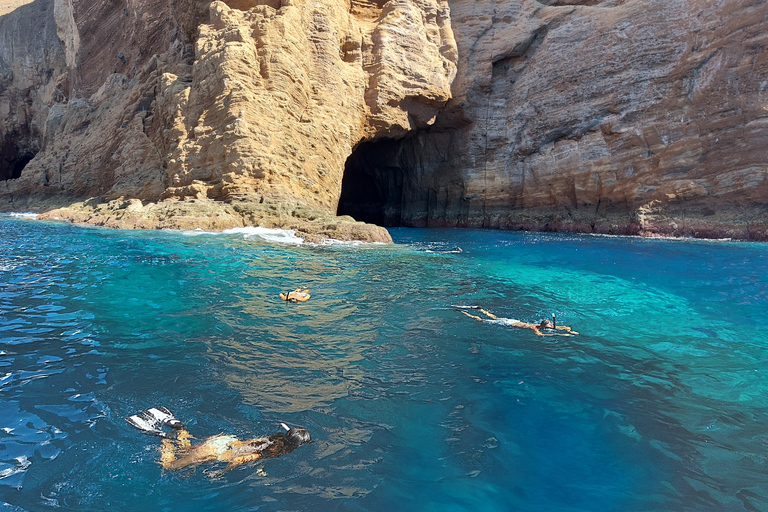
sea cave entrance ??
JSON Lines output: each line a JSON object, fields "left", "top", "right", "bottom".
{"left": 1, "top": 131, "right": 37, "bottom": 181}
{"left": 337, "top": 138, "right": 407, "bottom": 227}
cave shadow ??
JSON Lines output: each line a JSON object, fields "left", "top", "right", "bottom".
{"left": 337, "top": 138, "right": 406, "bottom": 227}
{"left": 1, "top": 131, "right": 38, "bottom": 181}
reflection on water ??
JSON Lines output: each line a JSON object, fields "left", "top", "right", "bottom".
{"left": 1, "top": 218, "right": 768, "bottom": 511}
{"left": 212, "top": 259, "right": 372, "bottom": 413}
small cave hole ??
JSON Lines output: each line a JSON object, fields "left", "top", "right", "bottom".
{"left": 1, "top": 134, "right": 37, "bottom": 181}
{"left": 337, "top": 139, "right": 406, "bottom": 227}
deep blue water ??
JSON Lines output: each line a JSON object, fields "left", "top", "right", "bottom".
{"left": 1, "top": 215, "right": 767, "bottom": 512}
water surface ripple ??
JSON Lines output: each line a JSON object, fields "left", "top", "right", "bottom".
{"left": 1, "top": 217, "right": 767, "bottom": 511}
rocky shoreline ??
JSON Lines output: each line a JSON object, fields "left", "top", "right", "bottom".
{"left": 4, "top": 195, "right": 767, "bottom": 243}
{"left": 1, "top": 197, "right": 393, "bottom": 243}
{"left": 2, "top": 0, "right": 767, "bottom": 245}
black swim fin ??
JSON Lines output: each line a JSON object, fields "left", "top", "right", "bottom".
{"left": 126, "top": 406, "right": 185, "bottom": 438}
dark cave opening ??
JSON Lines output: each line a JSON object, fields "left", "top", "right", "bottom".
{"left": 1, "top": 133, "right": 37, "bottom": 181}
{"left": 337, "top": 138, "right": 406, "bottom": 227}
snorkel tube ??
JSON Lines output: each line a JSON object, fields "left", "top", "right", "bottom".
{"left": 279, "top": 423, "right": 312, "bottom": 447}
{"left": 552, "top": 313, "right": 556, "bottom": 329}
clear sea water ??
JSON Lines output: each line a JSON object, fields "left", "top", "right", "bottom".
{"left": 1, "top": 214, "right": 767, "bottom": 512}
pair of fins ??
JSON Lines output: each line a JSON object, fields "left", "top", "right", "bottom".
{"left": 126, "top": 407, "right": 295, "bottom": 438}
{"left": 125, "top": 406, "right": 186, "bottom": 438}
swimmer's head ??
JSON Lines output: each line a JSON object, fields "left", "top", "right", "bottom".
{"left": 540, "top": 319, "right": 554, "bottom": 329}
{"left": 165, "top": 418, "right": 185, "bottom": 430}
{"left": 287, "top": 427, "right": 312, "bottom": 446}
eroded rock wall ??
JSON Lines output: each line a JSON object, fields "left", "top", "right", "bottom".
{"left": 0, "top": 0, "right": 66, "bottom": 183}
{"left": 157, "top": 0, "right": 456, "bottom": 209}
{"left": 355, "top": 0, "right": 768, "bottom": 239}
{"left": 0, "top": 0, "right": 456, "bottom": 242}
{"left": 1, "top": 0, "right": 210, "bottom": 200}
{"left": 1, "top": 0, "right": 767, "bottom": 240}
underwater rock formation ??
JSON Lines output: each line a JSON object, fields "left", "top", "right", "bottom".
{"left": 1, "top": 0, "right": 767, "bottom": 240}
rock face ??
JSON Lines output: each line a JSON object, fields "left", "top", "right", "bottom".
{"left": 1, "top": 0, "right": 767, "bottom": 241}
{"left": 338, "top": 0, "right": 768, "bottom": 240}
{"left": 0, "top": 0, "right": 66, "bottom": 183}
{"left": 0, "top": 0, "right": 458, "bottom": 242}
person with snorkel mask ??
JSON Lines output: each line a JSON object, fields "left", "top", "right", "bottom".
{"left": 126, "top": 407, "right": 311, "bottom": 474}
{"left": 454, "top": 306, "right": 578, "bottom": 336}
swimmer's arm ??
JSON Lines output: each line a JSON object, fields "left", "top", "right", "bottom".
{"left": 555, "top": 325, "right": 579, "bottom": 335}
{"left": 530, "top": 325, "right": 574, "bottom": 337}
{"left": 225, "top": 453, "right": 262, "bottom": 472}
{"left": 176, "top": 429, "right": 194, "bottom": 449}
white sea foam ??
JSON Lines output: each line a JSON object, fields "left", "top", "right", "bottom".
{"left": 179, "top": 226, "right": 393, "bottom": 247}
{"left": 222, "top": 227, "right": 305, "bottom": 245}
{"left": 0, "top": 455, "right": 31, "bottom": 480}
{"left": 318, "top": 238, "right": 387, "bottom": 247}
{"left": 177, "top": 228, "right": 220, "bottom": 237}
{"left": 175, "top": 226, "right": 304, "bottom": 244}
{"left": 582, "top": 232, "right": 736, "bottom": 244}
{"left": 2, "top": 212, "right": 39, "bottom": 219}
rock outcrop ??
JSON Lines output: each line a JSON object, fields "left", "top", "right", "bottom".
{"left": 1, "top": 0, "right": 767, "bottom": 241}
{"left": 338, "top": 0, "right": 768, "bottom": 240}
{"left": 0, "top": 0, "right": 458, "bottom": 242}
{"left": 0, "top": 0, "right": 66, "bottom": 183}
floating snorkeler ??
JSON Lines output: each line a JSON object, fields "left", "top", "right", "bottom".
{"left": 280, "top": 287, "right": 311, "bottom": 303}
{"left": 454, "top": 306, "right": 578, "bottom": 336}
{"left": 126, "top": 407, "right": 311, "bottom": 474}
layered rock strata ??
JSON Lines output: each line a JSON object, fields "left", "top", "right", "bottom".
{"left": 339, "top": 0, "right": 768, "bottom": 240}
{"left": 2, "top": 0, "right": 767, "bottom": 241}
{"left": 1, "top": 0, "right": 458, "bottom": 242}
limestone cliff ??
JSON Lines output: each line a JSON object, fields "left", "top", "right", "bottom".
{"left": 0, "top": 0, "right": 65, "bottom": 184}
{"left": 1, "top": 0, "right": 767, "bottom": 241}
{"left": 338, "top": 0, "right": 768, "bottom": 240}
{"left": 0, "top": 0, "right": 457, "bottom": 242}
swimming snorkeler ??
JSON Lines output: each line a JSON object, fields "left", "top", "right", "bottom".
{"left": 126, "top": 407, "right": 311, "bottom": 474}
{"left": 454, "top": 306, "right": 578, "bottom": 336}
{"left": 280, "top": 287, "right": 311, "bottom": 303}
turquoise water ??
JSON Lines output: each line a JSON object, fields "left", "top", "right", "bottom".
{"left": 1, "top": 215, "right": 767, "bottom": 512}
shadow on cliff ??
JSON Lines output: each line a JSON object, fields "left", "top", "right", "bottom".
{"left": 337, "top": 139, "right": 405, "bottom": 227}
{"left": 0, "top": 0, "right": 49, "bottom": 183}
{"left": 337, "top": 129, "right": 463, "bottom": 228}
{"left": 0, "top": 132, "right": 36, "bottom": 182}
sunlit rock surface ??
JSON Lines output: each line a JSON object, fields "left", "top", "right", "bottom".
{"left": 1, "top": 0, "right": 767, "bottom": 240}
{"left": 340, "top": 0, "right": 768, "bottom": 240}
{"left": 0, "top": 0, "right": 457, "bottom": 242}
